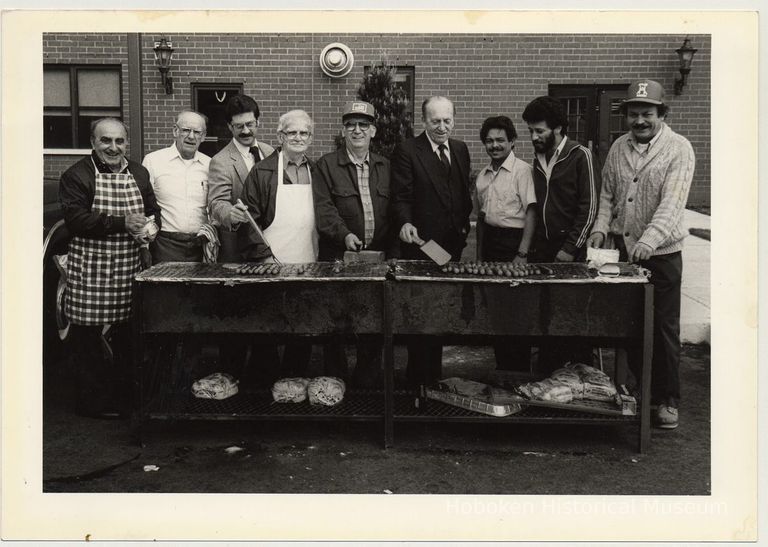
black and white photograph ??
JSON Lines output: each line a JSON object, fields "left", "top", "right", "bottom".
{"left": 1, "top": 6, "right": 760, "bottom": 543}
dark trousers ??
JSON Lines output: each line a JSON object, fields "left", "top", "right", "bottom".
{"left": 324, "top": 338, "right": 383, "bottom": 388}
{"left": 150, "top": 231, "right": 203, "bottom": 263}
{"left": 406, "top": 342, "right": 443, "bottom": 387}
{"left": 619, "top": 244, "right": 683, "bottom": 404}
{"left": 530, "top": 232, "right": 592, "bottom": 373}
{"left": 481, "top": 223, "right": 531, "bottom": 371}
{"left": 68, "top": 323, "right": 132, "bottom": 416}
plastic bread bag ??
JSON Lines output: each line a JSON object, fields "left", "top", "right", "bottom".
{"left": 191, "top": 372, "right": 239, "bottom": 400}
{"left": 307, "top": 376, "right": 346, "bottom": 406}
{"left": 549, "top": 368, "right": 585, "bottom": 398}
{"left": 568, "top": 362, "right": 613, "bottom": 387}
{"left": 519, "top": 379, "right": 574, "bottom": 403}
{"left": 438, "top": 377, "right": 490, "bottom": 399}
{"left": 587, "top": 247, "right": 620, "bottom": 269}
{"left": 537, "top": 380, "right": 574, "bottom": 403}
{"left": 582, "top": 382, "right": 618, "bottom": 401}
{"left": 271, "top": 377, "right": 311, "bottom": 403}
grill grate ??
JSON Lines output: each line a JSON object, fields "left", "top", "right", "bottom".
{"left": 147, "top": 388, "right": 385, "bottom": 420}
{"left": 389, "top": 260, "right": 648, "bottom": 283}
{"left": 137, "top": 261, "right": 390, "bottom": 282}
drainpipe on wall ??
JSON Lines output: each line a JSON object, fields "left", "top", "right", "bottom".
{"left": 127, "top": 33, "right": 144, "bottom": 163}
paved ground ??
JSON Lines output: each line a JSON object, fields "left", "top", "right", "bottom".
{"left": 680, "top": 209, "right": 711, "bottom": 345}
{"left": 43, "top": 344, "right": 710, "bottom": 495}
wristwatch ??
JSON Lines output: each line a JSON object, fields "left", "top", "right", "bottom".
{"left": 516, "top": 250, "right": 528, "bottom": 258}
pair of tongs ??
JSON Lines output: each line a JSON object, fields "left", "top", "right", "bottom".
{"left": 236, "top": 199, "right": 282, "bottom": 265}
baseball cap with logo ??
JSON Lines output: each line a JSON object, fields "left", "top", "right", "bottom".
{"left": 625, "top": 79, "right": 666, "bottom": 106}
{"left": 342, "top": 101, "right": 376, "bottom": 122}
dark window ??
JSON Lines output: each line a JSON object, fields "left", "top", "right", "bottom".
{"left": 44, "top": 65, "right": 122, "bottom": 149}
{"left": 192, "top": 83, "right": 244, "bottom": 157}
{"left": 549, "top": 84, "right": 628, "bottom": 168}
{"left": 391, "top": 66, "right": 415, "bottom": 125}
{"left": 363, "top": 65, "right": 416, "bottom": 126}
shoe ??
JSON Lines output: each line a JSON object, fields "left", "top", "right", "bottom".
{"left": 653, "top": 404, "right": 678, "bottom": 429}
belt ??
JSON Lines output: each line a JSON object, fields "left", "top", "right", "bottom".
{"left": 159, "top": 230, "right": 199, "bottom": 243}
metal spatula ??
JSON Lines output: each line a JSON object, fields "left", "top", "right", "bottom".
{"left": 417, "top": 239, "right": 452, "bottom": 266}
{"left": 236, "top": 199, "right": 282, "bottom": 265}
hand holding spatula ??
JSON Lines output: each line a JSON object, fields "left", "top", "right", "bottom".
{"left": 235, "top": 199, "right": 282, "bottom": 265}
{"left": 399, "top": 222, "right": 452, "bottom": 266}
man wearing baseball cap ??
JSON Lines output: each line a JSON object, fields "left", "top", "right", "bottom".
{"left": 312, "top": 101, "right": 395, "bottom": 386}
{"left": 587, "top": 79, "right": 695, "bottom": 430}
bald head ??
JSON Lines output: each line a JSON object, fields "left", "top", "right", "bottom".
{"left": 422, "top": 96, "right": 455, "bottom": 145}
{"left": 91, "top": 118, "right": 128, "bottom": 172}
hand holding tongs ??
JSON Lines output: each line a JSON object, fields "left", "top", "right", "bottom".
{"left": 235, "top": 199, "right": 282, "bottom": 265}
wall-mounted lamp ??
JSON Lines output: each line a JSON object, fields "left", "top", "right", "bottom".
{"left": 153, "top": 37, "right": 175, "bottom": 95}
{"left": 673, "top": 37, "right": 697, "bottom": 95}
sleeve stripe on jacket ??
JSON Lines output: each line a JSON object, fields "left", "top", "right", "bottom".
{"left": 574, "top": 145, "right": 597, "bottom": 249}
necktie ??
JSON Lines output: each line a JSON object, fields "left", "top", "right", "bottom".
{"left": 438, "top": 144, "right": 451, "bottom": 174}
{"left": 249, "top": 146, "right": 261, "bottom": 162}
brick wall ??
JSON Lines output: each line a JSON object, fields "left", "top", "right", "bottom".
{"left": 44, "top": 33, "right": 711, "bottom": 206}
{"left": 43, "top": 33, "right": 131, "bottom": 180}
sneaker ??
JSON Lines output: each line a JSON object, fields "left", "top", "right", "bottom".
{"left": 654, "top": 404, "right": 679, "bottom": 429}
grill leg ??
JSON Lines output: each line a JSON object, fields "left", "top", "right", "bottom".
{"left": 383, "top": 282, "right": 394, "bottom": 448}
{"left": 638, "top": 285, "right": 654, "bottom": 453}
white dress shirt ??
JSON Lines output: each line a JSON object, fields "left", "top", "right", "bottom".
{"left": 142, "top": 144, "right": 211, "bottom": 233}
{"left": 425, "top": 133, "right": 451, "bottom": 165}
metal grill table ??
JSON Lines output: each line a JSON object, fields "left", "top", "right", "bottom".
{"left": 133, "top": 260, "right": 653, "bottom": 452}
{"left": 386, "top": 261, "right": 653, "bottom": 452}
{"left": 132, "top": 262, "right": 391, "bottom": 443}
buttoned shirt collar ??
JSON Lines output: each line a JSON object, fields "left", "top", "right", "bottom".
{"left": 346, "top": 148, "right": 370, "bottom": 166}
{"left": 425, "top": 132, "right": 451, "bottom": 159}
{"left": 480, "top": 150, "right": 517, "bottom": 176}
{"left": 170, "top": 143, "right": 206, "bottom": 164}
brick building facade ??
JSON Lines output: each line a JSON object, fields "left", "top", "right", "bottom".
{"left": 43, "top": 32, "right": 710, "bottom": 206}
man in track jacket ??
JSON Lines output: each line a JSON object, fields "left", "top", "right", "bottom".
{"left": 522, "top": 96, "right": 601, "bottom": 372}
{"left": 522, "top": 96, "right": 601, "bottom": 263}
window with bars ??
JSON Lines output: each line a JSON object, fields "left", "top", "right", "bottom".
{"left": 560, "top": 97, "right": 588, "bottom": 145}
{"left": 44, "top": 65, "right": 122, "bottom": 150}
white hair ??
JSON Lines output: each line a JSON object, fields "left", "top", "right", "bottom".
{"left": 277, "top": 109, "right": 314, "bottom": 134}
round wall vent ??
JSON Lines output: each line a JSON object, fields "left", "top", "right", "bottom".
{"left": 319, "top": 43, "right": 354, "bottom": 78}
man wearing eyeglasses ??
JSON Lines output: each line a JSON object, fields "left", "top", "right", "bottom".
{"left": 240, "top": 109, "right": 317, "bottom": 375}
{"left": 312, "top": 101, "right": 394, "bottom": 385}
{"left": 208, "top": 94, "right": 275, "bottom": 262}
{"left": 313, "top": 101, "right": 395, "bottom": 260}
{"left": 143, "top": 110, "right": 212, "bottom": 263}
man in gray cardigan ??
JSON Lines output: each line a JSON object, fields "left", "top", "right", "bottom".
{"left": 588, "top": 79, "right": 695, "bottom": 430}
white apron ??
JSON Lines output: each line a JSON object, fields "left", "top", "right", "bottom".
{"left": 262, "top": 152, "right": 318, "bottom": 263}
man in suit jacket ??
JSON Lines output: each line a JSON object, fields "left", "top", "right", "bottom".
{"left": 207, "top": 94, "right": 275, "bottom": 262}
{"left": 391, "top": 96, "right": 472, "bottom": 261}
{"left": 206, "top": 94, "right": 277, "bottom": 386}
{"left": 391, "top": 96, "right": 473, "bottom": 386}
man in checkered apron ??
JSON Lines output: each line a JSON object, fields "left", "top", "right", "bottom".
{"left": 58, "top": 118, "right": 161, "bottom": 418}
